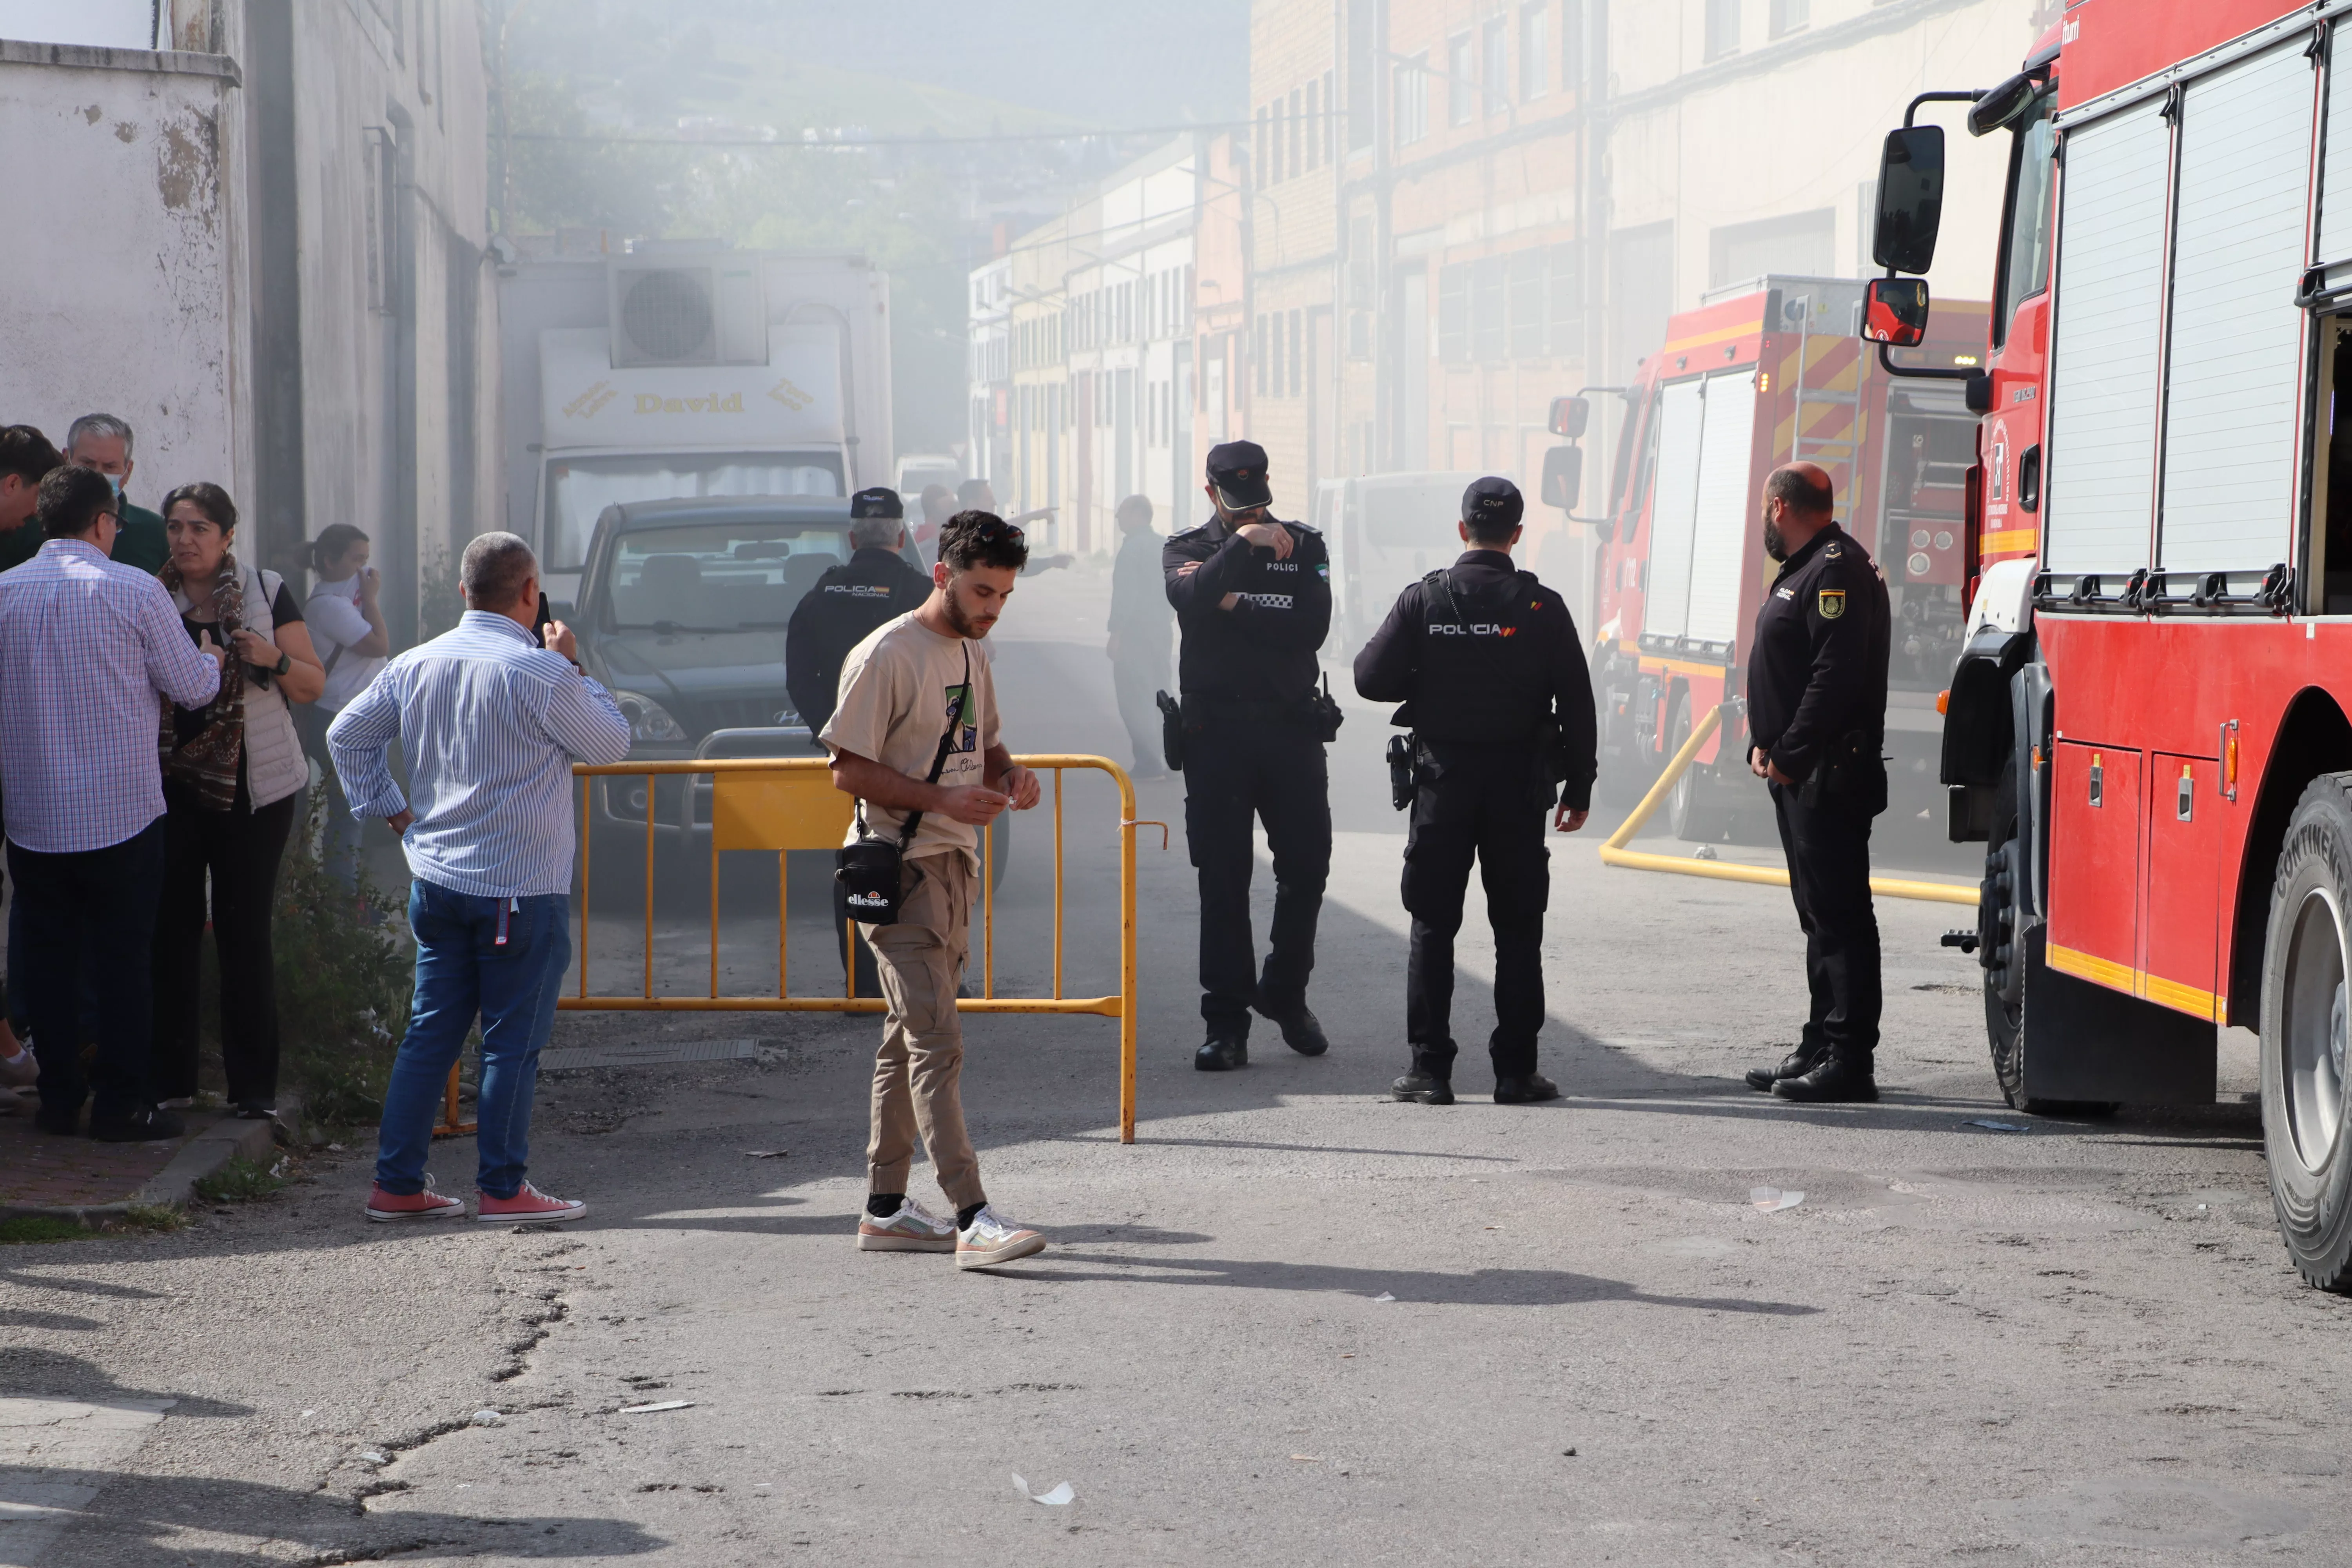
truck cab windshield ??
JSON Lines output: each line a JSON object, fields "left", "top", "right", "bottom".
{"left": 546, "top": 452, "right": 844, "bottom": 571}
{"left": 1993, "top": 89, "right": 2056, "bottom": 348}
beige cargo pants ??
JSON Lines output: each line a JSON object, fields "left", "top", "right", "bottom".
{"left": 862, "top": 849, "right": 984, "bottom": 1211}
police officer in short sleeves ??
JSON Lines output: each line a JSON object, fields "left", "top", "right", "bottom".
{"left": 1163, "top": 441, "right": 1335, "bottom": 1071}
{"left": 1742, "top": 463, "right": 1892, "bottom": 1104}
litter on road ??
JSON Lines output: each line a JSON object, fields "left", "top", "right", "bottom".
{"left": 1962, "top": 1119, "right": 2030, "bottom": 1133}
{"left": 1013, "top": 1475, "right": 1075, "bottom": 1505}
{"left": 742, "top": 1150, "right": 788, "bottom": 1159}
{"left": 1369, "top": 1291, "right": 1397, "bottom": 1303}
{"left": 1750, "top": 1187, "right": 1805, "bottom": 1212}
{"left": 618, "top": 1400, "right": 695, "bottom": 1415}
{"left": 470, "top": 1409, "right": 503, "bottom": 1426}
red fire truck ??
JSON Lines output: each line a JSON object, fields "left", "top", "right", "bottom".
{"left": 1887, "top": 0, "right": 2352, "bottom": 1287}
{"left": 1562, "top": 278, "right": 1986, "bottom": 839}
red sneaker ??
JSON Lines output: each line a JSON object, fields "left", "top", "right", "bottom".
{"left": 365, "top": 1176, "right": 465, "bottom": 1223}
{"left": 476, "top": 1181, "right": 587, "bottom": 1224}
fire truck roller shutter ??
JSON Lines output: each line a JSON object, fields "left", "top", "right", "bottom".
{"left": 2318, "top": 29, "right": 2352, "bottom": 268}
{"left": 2042, "top": 96, "right": 2171, "bottom": 579}
{"left": 2158, "top": 41, "right": 2314, "bottom": 575}
{"left": 1684, "top": 370, "right": 1761, "bottom": 647}
{"left": 1644, "top": 376, "right": 1709, "bottom": 641}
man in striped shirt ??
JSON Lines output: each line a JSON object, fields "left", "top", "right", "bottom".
{"left": 329, "top": 532, "right": 631, "bottom": 1225}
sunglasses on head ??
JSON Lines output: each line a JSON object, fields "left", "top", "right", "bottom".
{"left": 971, "top": 517, "right": 1024, "bottom": 543}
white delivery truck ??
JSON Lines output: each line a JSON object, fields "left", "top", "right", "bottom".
{"left": 496, "top": 243, "right": 893, "bottom": 609}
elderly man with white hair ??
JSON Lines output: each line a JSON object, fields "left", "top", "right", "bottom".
{"left": 328, "top": 532, "right": 631, "bottom": 1225}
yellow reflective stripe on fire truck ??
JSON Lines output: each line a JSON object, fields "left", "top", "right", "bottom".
{"left": 2047, "top": 942, "right": 2223, "bottom": 1022}
{"left": 1980, "top": 527, "right": 2039, "bottom": 554}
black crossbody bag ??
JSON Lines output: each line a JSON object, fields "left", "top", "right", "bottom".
{"left": 834, "top": 644, "right": 971, "bottom": 926}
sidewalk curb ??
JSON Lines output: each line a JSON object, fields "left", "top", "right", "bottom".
{"left": 0, "top": 1100, "right": 300, "bottom": 1227}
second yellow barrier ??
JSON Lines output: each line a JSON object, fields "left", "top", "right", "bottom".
{"left": 1598, "top": 704, "right": 1979, "bottom": 907}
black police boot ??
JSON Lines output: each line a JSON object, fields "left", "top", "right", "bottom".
{"left": 1253, "top": 996, "right": 1330, "bottom": 1057}
{"left": 1493, "top": 1073, "right": 1561, "bottom": 1105}
{"left": 89, "top": 1105, "right": 186, "bottom": 1143}
{"left": 1743, "top": 1040, "right": 1826, "bottom": 1094}
{"left": 1771, "top": 1056, "right": 1878, "bottom": 1104}
{"left": 1194, "top": 1030, "right": 1249, "bottom": 1071}
{"left": 1391, "top": 1070, "right": 1454, "bottom": 1105}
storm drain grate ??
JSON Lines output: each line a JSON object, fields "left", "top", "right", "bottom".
{"left": 539, "top": 1038, "right": 764, "bottom": 1071}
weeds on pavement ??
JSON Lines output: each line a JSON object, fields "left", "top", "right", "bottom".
{"left": 192, "top": 1154, "right": 287, "bottom": 1204}
{"left": 0, "top": 1205, "right": 190, "bottom": 1244}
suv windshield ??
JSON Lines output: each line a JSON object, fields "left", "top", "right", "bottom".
{"left": 603, "top": 521, "right": 853, "bottom": 632}
{"left": 546, "top": 452, "right": 843, "bottom": 570}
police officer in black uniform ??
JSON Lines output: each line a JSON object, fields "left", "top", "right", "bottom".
{"left": 1164, "top": 440, "right": 1336, "bottom": 1070}
{"left": 1353, "top": 477, "right": 1597, "bottom": 1105}
{"left": 786, "top": 486, "right": 932, "bottom": 735}
{"left": 1741, "top": 463, "right": 1891, "bottom": 1104}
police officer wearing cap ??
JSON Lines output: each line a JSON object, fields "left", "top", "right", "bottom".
{"left": 1353, "top": 477, "right": 1597, "bottom": 1105}
{"left": 1741, "top": 463, "right": 1891, "bottom": 1104}
{"left": 786, "top": 486, "right": 933, "bottom": 736}
{"left": 1164, "top": 440, "right": 1336, "bottom": 1070}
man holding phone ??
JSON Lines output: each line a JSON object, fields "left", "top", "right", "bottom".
{"left": 822, "top": 510, "right": 1047, "bottom": 1270}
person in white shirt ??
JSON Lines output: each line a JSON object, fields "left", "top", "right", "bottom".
{"left": 297, "top": 525, "right": 389, "bottom": 886}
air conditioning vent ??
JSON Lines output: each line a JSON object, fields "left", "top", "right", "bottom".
{"left": 606, "top": 261, "right": 766, "bottom": 367}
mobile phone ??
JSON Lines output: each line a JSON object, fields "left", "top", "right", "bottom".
{"left": 533, "top": 592, "right": 554, "bottom": 648}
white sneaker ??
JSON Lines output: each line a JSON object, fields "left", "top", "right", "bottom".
{"left": 955, "top": 1204, "right": 1046, "bottom": 1270}
{"left": 857, "top": 1198, "right": 958, "bottom": 1252}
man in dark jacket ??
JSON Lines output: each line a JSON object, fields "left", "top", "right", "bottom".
{"left": 1165, "top": 441, "right": 1335, "bottom": 1070}
{"left": 1353, "top": 477, "right": 1597, "bottom": 1105}
{"left": 786, "top": 487, "right": 932, "bottom": 735}
{"left": 1106, "top": 494, "right": 1173, "bottom": 778}
{"left": 1741, "top": 463, "right": 1892, "bottom": 1105}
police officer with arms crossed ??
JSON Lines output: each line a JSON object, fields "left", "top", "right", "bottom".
{"left": 1741, "top": 463, "right": 1891, "bottom": 1104}
{"left": 1353, "top": 477, "right": 1597, "bottom": 1105}
{"left": 1164, "top": 440, "right": 1336, "bottom": 1070}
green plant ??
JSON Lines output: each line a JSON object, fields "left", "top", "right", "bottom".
{"left": 0, "top": 1216, "right": 93, "bottom": 1245}
{"left": 117, "top": 1204, "right": 190, "bottom": 1233}
{"left": 271, "top": 785, "right": 415, "bottom": 1125}
{"left": 191, "top": 1154, "right": 287, "bottom": 1204}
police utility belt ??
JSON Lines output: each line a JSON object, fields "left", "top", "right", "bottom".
{"left": 1154, "top": 677, "right": 1343, "bottom": 774}
{"left": 835, "top": 643, "right": 969, "bottom": 926}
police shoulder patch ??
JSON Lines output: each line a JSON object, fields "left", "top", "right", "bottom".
{"left": 1824, "top": 542, "right": 1844, "bottom": 559}
{"left": 1818, "top": 588, "right": 1846, "bottom": 620}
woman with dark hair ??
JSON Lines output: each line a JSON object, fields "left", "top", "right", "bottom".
{"left": 151, "top": 482, "right": 325, "bottom": 1117}
{"left": 296, "top": 523, "right": 388, "bottom": 886}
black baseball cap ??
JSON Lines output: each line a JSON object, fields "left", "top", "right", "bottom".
{"left": 1461, "top": 475, "right": 1524, "bottom": 532}
{"left": 849, "top": 485, "right": 903, "bottom": 520}
{"left": 1205, "top": 441, "right": 1272, "bottom": 510}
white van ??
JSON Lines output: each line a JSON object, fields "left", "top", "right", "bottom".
{"left": 1314, "top": 471, "right": 1501, "bottom": 653}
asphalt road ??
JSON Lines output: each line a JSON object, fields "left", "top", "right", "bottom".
{"left": 4, "top": 564, "right": 2340, "bottom": 1567}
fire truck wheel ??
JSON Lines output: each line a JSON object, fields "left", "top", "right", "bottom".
{"left": 1665, "top": 700, "right": 1731, "bottom": 843}
{"left": 2259, "top": 775, "right": 2352, "bottom": 1291}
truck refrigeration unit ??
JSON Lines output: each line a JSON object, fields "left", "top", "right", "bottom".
{"left": 1883, "top": 0, "right": 2352, "bottom": 1287}
{"left": 496, "top": 245, "right": 893, "bottom": 610}
{"left": 1551, "top": 276, "right": 1987, "bottom": 840}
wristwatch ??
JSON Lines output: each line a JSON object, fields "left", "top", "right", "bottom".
{"left": 272, "top": 650, "right": 291, "bottom": 676}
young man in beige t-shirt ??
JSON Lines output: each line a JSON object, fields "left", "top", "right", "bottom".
{"left": 821, "top": 510, "right": 1047, "bottom": 1270}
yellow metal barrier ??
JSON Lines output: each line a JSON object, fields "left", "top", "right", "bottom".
{"left": 559, "top": 754, "right": 1161, "bottom": 1143}
{"left": 1599, "top": 704, "right": 1979, "bottom": 907}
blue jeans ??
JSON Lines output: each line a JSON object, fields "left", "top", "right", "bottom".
{"left": 375, "top": 879, "right": 571, "bottom": 1199}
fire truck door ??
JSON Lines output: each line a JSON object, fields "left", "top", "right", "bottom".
{"left": 2046, "top": 742, "right": 2141, "bottom": 998}
{"left": 2140, "top": 753, "right": 2223, "bottom": 1022}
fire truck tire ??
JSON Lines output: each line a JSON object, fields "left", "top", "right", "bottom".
{"left": 1979, "top": 766, "right": 2113, "bottom": 1117}
{"left": 2259, "top": 775, "right": 2352, "bottom": 1291}
{"left": 1665, "top": 700, "right": 1731, "bottom": 842}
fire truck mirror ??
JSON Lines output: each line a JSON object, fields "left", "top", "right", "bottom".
{"left": 1548, "top": 395, "right": 1591, "bottom": 439}
{"left": 1541, "top": 445, "right": 1583, "bottom": 512}
{"left": 1872, "top": 125, "right": 1945, "bottom": 275}
{"left": 1862, "top": 278, "right": 1931, "bottom": 348}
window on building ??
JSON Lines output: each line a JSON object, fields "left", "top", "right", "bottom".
{"left": 1257, "top": 106, "right": 1270, "bottom": 183}
{"left": 1548, "top": 243, "right": 1583, "bottom": 359}
{"left": 1270, "top": 311, "right": 1286, "bottom": 395}
{"left": 1482, "top": 18, "right": 1508, "bottom": 111}
{"left": 1473, "top": 257, "right": 1508, "bottom": 363}
{"left": 1769, "top": 0, "right": 1809, "bottom": 37}
{"left": 1705, "top": 0, "right": 1739, "bottom": 60}
{"left": 1290, "top": 87, "right": 1303, "bottom": 176}
{"left": 1348, "top": 0, "right": 1377, "bottom": 150}
{"left": 1520, "top": 6, "right": 1548, "bottom": 100}
{"left": 1396, "top": 54, "right": 1430, "bottom": 145}
{"left": 1448, "top": 34, "right": 1474, "bottom": 126}
{"left": 1303, "top": 80, "right": 1319, "bottom": 171}
{"left": 1270, "top": 103, "right": 1286, "bottom": 183}
{"left": 1438, "top": 264, "right": 1470, "bottom": 363}
{"left": 1508, "top": 250, "right": 1546, "bottom": 358}
{"left": 1561, "top": 0, "right": 1583, "bottom": 91}
{"left": 1256, "top": 315, "right": 1269, "bottom": 394}
{"left": 1323, "top": 70, "right": 1336, "bottom": 160}
{"left": 1290, "top": 309, "right": 1305, "bottom": 396}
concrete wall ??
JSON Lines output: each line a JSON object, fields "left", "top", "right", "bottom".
{"left": 0, "top": 40, "right": 250, "bottom": 512}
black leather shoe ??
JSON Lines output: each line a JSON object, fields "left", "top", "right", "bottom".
{"left": 1771, "top": 1059, "right": 1879, "bottom": 1103}
{"left": 1744, "top": 1044, "right": 1826, "bottom": 1093}
{"left": 34, "top": 1103, "right": 82, "bottom": 1136}
{"left": 1493, "top": 1073, "right": 1561, "bottom": 1105}
{"left": 1254, "top": 998, "right": 1329, "bottom": 1056}
{"left": 90, "top": 1105, "right": 186, "bottom": 1143}
{"left": 1194, "top": 1032, "right": 1249, "bottom": 1071}
{"left": 1391, "top": 1071, "right": 1454, "bottom": 1105}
